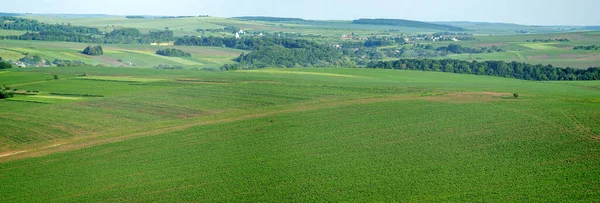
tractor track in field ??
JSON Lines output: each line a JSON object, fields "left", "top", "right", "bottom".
{"left": 0, "top": 95, "right": 416, "bottom": 162}
{"left": 0, "top": 91, "right": 518, "bottom": 163}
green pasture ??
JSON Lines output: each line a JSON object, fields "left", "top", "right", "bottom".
{"left": 0, "top": 40, "right": 243, "bottom": 67}
{"left": 0, "top": 67, "right": 599, "bottom": 201}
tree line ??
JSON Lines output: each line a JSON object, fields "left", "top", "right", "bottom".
{"left": 574, "top": 45, "right": 599, "bottom": 50}
{"left": 526, "top": 38, "right": 570, "bottom": 42}
{"left": 436, "top": 44, "right": 504, "bottom": 54}
{"left": 367, "top": 59, "right": 600, "bottom": 81}
{"left": 16, "top": 28, "right": 175, "bottom": 44}
{"left": 0, "top": 16, "right": 101, "bottom": 34}
{"left": 156, "top": 48, "right": 191, "bottom": 57}
{"left": 175, "top": 36, "right": 325, "bottom": 50}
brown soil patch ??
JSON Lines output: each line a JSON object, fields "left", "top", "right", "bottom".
{"left": 421, "top": 92, "right": 513, "bottom": 103}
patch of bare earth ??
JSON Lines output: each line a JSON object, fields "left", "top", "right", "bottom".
{"left": 421, "top": 92, "right": 513, "bottom": 103}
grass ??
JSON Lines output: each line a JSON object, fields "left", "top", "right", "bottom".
{"left": 0, "top": 67, "right": 598, "bottom": 201}
{"left": 77, "top": 76, "right": 166, "bottom": 83}
{"left": 0, "top": 39, "right": 244, "bottom": 68}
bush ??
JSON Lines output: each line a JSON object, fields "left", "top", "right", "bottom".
{"left": 54, "top": 75, "right": 59, "bottom": 80}
{"left": 513, "top": 93, "right": 519, "bottom": 99}
{"left": 0, "top": 86, "right": 13, "bottom": 99}
{"left": 83, "top": 45, "right": 104, "bottom": 55}
{"left": 0, "top": 61, "right": 13, "bottom": 69}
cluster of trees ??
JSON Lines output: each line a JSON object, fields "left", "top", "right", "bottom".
{"left": 154, "top": 64, "right": 184, "bottom": 69}
{"left": 234, "top": 45, "right": 353, "bottom": 68}
{"left": 526, "top": 38, "right": 570, "bottom": 42}
{"left": 156, "top": 48, "right": 191, "bottom": 57}
{"left": 3, "top": 18, "right": 175, "bottom": 44}
{"left": 175, "top": 36, "right": 324, "bottom": 51}
{"left": 367, "top": 59, "right": 600, "bottom": 81}
{"left": 18, "top": 55, "right": 50, "bottom": 66}
{"left": 432, "top": 32, "right": 473, "bottom": 37}
{"left": 83, "top": 45, "right": 104, "bottom": 55}
{"left": 52, "top": 59, "right": 88, "bottom": 67}
{"left": 196, "top": 26, "right": 240, "bottom": 33}
{"left": 0, "top": 57, "right": 12, "bottom": 69}
{"left": 352, "top": 19, "right": 466, "bottom": 31}
{"left": 103, "top": 28, "right": 174, "bottom": 44}
{"left": 574, "top": 45, "right": 599, "bottom": 50}
{"left": 126, "top": 16, "right": 145, "bottom": 19}
{"left": 0, "top": 16, "right": 101, "bottom": 34}
{"left": 436, "top": 44, "right": 504, "bottom": 54}
{"left": 364, "top": 37, "right": 396, "bottom": 47}
{"left": 18, "top": 28, "right": 175, "bottom": 44}
{"left": 0, "top": 85, "right": 14, "bottom": 99}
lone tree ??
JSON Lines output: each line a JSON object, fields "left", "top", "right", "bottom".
{"left": 513, "top": 93, "right": 519, "bottom": 99}
{"left": 83, "top": 45, "right": 104, "bottom": 56}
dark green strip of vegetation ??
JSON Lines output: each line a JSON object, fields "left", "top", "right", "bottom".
{"left": 0, "top": 16, "right": 101, "bottom": 34}
{"left": 367, "top": 59, "right": 600, "bottom": 81}
{"left": 574, "top": 45, "right": 599, "bottom": 50}
{"left": 156, "top": 48, "right": 191, "bottom": 57}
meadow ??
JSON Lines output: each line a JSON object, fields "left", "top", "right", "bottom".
{"left": 0, "top": 40, "right": 244, "bottom": 68}
{"left": 0, "top": 67, "right": 599, "bottom": 201}
{"left": 1, "top": 14, "right": 600, "bottom": 202}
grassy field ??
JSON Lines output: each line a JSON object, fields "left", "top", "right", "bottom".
{"left": 5, "top": 16, "right": 600, "bottom": 69}
{"left": 0, "top": 40, "right": 245, "bottom": 68}
{"left": 432, "top": 32, "right": 600, "bottom": 68}
{"left": 0, "top": 67, "right": 599, "bottom": 201}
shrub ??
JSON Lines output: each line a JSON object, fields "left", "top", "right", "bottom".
{"left": 0, "top": 89, "right": 13, "bottom": 99}
{"left": 0, "top": 61, "right": 12, "bottom": 69}
{"left": 83, "top": 45, "right": 104, "bottom": 55}
{"left": 513, "top": 93, "right": 519, "bottom": 99}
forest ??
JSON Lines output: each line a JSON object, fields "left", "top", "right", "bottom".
{"left": 367, "top": 59, "right": 600, "bottom": 81}
{"left": 0, "top": 16, "right": 101, "bottom": 34}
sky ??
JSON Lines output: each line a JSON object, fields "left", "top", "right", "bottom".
{"left": 2, "top": 0, "right": 599, "bottom": 25}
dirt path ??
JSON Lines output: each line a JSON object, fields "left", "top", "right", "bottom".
{"left": 0, "top": 95, "right": 417, "bottom": 163}
{"left": 0, "top": 92, "right": 512, "bottom": 163}
{"left": 509, "top": 51, "right": 525, "bottom": 61}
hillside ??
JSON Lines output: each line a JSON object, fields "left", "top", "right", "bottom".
{"left": 233, "top": 16, "right": 307, "bottom": 22}
{"left": 0, "top": 67, "right": 599, "bottom": 201}
{"left": 353, "top": 18, "right": 466, "bottom": 31}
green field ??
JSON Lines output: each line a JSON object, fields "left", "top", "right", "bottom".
{"left": 0, "top": 67, "right": 599, "bottom": 201}
{"left": 0, "top": 40, "right": 245, "bottom": 68}
{"left": 1, "top": 13, "right": 600, "bottom": 202}
{"left": 3, "top": 16, "right": 600, "bottom": 69}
